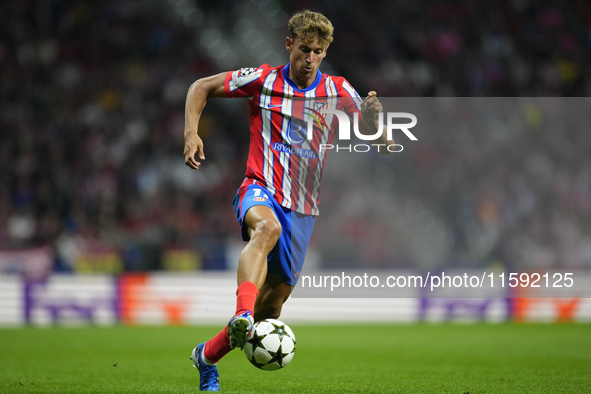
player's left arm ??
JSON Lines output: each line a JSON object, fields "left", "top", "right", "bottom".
{"left": 360, "top": 91, "right": 393, "bottom": 154}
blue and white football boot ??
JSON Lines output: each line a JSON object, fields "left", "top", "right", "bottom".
{"left": 227, "top": 311, "right": 254, "bottom": 349}
{"left": 190, "top": 342, "right": 220, "bottom": 391}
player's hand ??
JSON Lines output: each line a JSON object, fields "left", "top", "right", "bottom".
{"left": 361, "top": 91, "right": 383, "bottom": 130}
{"left": 184, "top": 132, "right": 205, "bottom": 170}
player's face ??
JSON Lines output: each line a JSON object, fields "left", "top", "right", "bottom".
{"left": 286, "top": 36, "right": 328, "bottom": 88}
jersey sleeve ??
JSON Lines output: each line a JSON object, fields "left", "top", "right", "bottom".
{"left": 339, "top": 78, "right": 365, "bottom": 119}
{"left": 224, "top": 66, "right": 266, "bottom": 98}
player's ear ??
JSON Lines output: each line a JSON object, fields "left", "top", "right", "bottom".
{"left": 322, "top": 44, "right": 329, "bottom": 58}
{"left": 286, "top": 37, "right": 293, "bottom": 52}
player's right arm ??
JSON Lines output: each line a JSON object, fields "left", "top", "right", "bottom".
{"left": 184, "top": 72, "right": 228, "bottom": 170}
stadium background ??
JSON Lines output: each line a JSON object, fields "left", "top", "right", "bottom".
{"left": 1, "top": 0, "right": 591, "bottom": 327}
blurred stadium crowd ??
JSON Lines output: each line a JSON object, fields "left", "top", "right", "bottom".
{"left": 1, "top": 0, "right": 590, "bottom": 273}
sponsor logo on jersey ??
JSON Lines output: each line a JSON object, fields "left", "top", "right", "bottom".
{"left": 287, "top": 119, "right": 307, "bottom": 145}
{"left": 253, "top": 196, "right": 267, "bottom": 202}
{"left": 272, "top": 142, "right": 318, "bottom": 159}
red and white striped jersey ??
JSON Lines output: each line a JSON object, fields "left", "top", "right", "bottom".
{"left": 224, "top": 63, "right": 363, "bottom": 216}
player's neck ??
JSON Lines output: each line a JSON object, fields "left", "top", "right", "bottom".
{"left": 287, "top": 66, "right": 316, "bottom": 90}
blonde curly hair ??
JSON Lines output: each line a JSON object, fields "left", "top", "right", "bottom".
{"left": 288, "top": 10, "right": 334, "bottom": 48}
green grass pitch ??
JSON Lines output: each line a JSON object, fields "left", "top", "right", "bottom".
{"left": 0, "top": 323, "right": 589, "bottom": 393}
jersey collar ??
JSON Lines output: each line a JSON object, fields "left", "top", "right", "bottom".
{"left": 282, "top": 63, "right": 322, "bottom": 93}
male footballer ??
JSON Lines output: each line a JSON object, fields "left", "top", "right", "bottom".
{"left": 183, "top": 10, "right": 391, "bottom": 391}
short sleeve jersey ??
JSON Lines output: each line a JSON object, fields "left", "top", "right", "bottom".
{"left": 224, "top": 63, "right": 363, "bottom": 216}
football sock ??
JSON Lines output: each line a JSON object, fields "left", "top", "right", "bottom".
{"left": 235, "top": 281, "right": 259, "bottom": 316}
{"left": 202, "top": 282, "right": 259, "bottom": 364}
{"left": 203, "top": 329, "right": 231, "bottom": 364}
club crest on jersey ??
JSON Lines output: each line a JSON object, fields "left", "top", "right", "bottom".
{"left": 312, "top": 101, "right": 326, "bottom": 111}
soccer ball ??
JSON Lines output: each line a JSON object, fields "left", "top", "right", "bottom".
{"left": 244, "top": 318, "right": 296, "bottom": 371}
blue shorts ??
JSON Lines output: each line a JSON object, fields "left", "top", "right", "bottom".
{"left": 233, "top": 183, "right": 315, "bottom": 285}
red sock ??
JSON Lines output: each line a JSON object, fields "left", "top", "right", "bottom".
{"left": 203, "top": 328, "right": 231, "bottom": 364}
{"left": 202, "top": 282, "right": 259, "bottom": 364}
{"left": 235, "top": 281, "right": 259, "bottom": 316}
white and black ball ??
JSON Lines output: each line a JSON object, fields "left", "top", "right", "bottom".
{"left": 244, "top": 319, "right": 296, "bottom": 371}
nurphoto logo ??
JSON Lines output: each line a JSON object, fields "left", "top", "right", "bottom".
{"left": 300, "top": 106, "right": 418, "bottom": 153}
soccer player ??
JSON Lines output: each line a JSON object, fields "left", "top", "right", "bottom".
{"left": 183, "top": 10, "right": 392, "bottom": 391}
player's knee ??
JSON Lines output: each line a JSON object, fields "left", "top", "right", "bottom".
{"left": 254, "top": 218, "right": 282, "bottom": 244}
